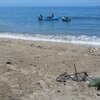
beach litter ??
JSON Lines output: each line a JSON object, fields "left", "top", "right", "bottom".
{"left": 56, "top": 64, "right": 100, "bottom": 91}
{"left": 6, "top": 61, "right": 12, "bottom": 65}
{"left": 56, "top": 64, "right": 93, "bottom": 83}
{"left": 88, "top": 78, "right": 100, "bottom": 90}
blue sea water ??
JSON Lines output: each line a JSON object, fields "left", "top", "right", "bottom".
{"left": 0, "top": 6, "right": 100, "bottom": 46}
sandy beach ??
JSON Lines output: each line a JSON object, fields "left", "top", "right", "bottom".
{"left": 0, "top": 38, "right": 100, "bottom": 100}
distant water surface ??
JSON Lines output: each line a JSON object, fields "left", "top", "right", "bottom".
{"left": 0, "top": 6, "right": 100, "bottom": 46}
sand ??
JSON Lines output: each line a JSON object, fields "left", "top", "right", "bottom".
{"left": 0, "top": 38, "right": 100, "bottom": 100}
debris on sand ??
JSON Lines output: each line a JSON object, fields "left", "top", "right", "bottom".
{"left": 6, "top": 61, "right": 12, "bottom": 65}
{"left": 37, "top": 45, "right": 44, "bottom": 49}
{"left": 56, "top": 72, "right": 70, "bottom": 83}
{"left": 56, "top": 64, "right": 100, "bottom": 92}
{"left": 88, "top": 78, "right": 100, "bottom": 90}
{"left": 56, "top": 64, "right": 93, "bottom": 83}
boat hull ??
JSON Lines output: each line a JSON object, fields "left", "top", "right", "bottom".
{"left": 38, "top": 18, "right": 58, "bottom": 21}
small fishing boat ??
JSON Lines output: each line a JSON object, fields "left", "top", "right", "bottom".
{"left": 38, "top": 17, "right": 58, "bottom": 21}
{"left": 38, "top": 14, "right": 71, "bottom": 22}
{"left": 62, "top": 16, "right": 71, "bottom": 22}
{"left": 38, "top": 13, "right": 58, "bottom": 21}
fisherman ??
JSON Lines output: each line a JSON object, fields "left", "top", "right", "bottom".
{"left": 47, "top": 13, "right": 54, "bottom": 19}
{"left": 51, "top": 13, "right": 54, "bottom": 18}
{"left": 38, "top": 14, "right": 43, "bottom": 20}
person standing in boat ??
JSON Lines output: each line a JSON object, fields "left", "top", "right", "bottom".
{"left": 47, "top": 13, "right": 54, "bottom": 19}
{"left": 38, "top": 14, "right": 43, "bottom": 20}
{"left": 51, "top": 13, "right": 54, "bottom": 18}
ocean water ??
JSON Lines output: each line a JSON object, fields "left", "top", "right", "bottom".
{"left": 0, "top": 6, "right": 100, "bottom": 46}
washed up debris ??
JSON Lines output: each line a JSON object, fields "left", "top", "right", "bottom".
{"left": 88, "top": 78, "right": 100, "bottom": 90}
{"left": 56, "top": 64, "right": 100, "bottom": 92}
{"left": 37, "top": 45, "right": 44, "bottom": 48}
{"left": 97, "top": 93, "right": 100, "bottom": 96}
{"left": 56, "top": 72, "right": 71, "bottom": 83}
{"left": 6, "top": 61, "right": 12, "bottom": 65}
{"left": 56, "top": 64, "right": 93, "bottom": 83}
{"left": 88, "top": 47, "right": 98, "bottom": 55}
{"left": 57, "top": 90, "right": 61, "bottom": 93}
{"left": 56, "top": 71, "right": 92, "bottom": 83}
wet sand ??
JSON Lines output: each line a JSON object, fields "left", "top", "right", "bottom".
{"left": 0, "top": 38, "right": 100, "bottom": 100}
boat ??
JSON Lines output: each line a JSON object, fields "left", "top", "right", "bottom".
{"left": 38, "top": 17, "right": 58, "bottom": 21}
{"left": 38, "top": 14, "right": 71, "bottom": 22}
{"left": 61, "top": 16, "right": 71, "bottom": 22}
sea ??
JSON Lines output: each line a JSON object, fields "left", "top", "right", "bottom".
{"left": 0, "top": 6, "right": 100, "bottom": 46}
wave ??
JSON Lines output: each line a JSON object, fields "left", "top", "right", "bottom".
{"left": 0, "top": 33, "right": 100, "bottom": 46}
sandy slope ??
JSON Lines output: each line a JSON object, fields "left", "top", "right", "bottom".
{"left": 0, "top": 38, "right": 100, "bottom": 100}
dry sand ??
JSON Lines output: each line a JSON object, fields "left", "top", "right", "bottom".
{"left": 0, "top": 38, "right": 100, "bottom": 100}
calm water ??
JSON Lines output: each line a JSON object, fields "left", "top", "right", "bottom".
{"left": 0, "top": 6, "right": 100, "bottom": 46}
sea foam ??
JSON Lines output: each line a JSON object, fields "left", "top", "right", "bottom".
{"left": 0, "top": 33, "right": 100, "bottom": 47}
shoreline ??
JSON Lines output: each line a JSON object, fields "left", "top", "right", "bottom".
{"left": 0, "top": 37, "right": 100, "bottom": 100}
{"left": 0, "top": 37, "right": 97, "bottom": 49}
{"left": 0, "top": 33, "right": 100, "bottom": 47}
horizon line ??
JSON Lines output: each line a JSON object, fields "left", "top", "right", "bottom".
{"left": 0, "top": 5, "right": 100, "bottom": 7}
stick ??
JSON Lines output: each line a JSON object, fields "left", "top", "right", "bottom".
{"left": 74, "top": 64, "right": 78, "bottom": 81}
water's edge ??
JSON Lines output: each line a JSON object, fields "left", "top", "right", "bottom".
{"left": 0, "top": 32, "right": 100, "bottom": 47}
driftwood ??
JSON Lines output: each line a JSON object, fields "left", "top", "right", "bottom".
{"left": 56, "top": 64, "right": 93, "bottom": 83}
